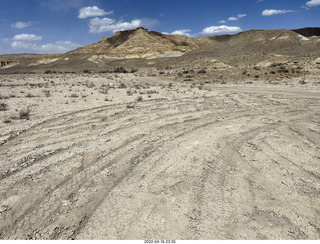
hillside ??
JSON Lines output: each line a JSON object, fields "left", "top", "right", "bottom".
{"left": 69, "top": 27, "right": 198, "bottom": 59}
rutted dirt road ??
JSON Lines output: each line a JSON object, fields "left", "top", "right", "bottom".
{"left": 0, "top": 74, "right": 319, "bottom": 239}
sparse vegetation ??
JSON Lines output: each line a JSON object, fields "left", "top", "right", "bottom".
{"left": 19, "top": 108, "right": 31, "bottom": 120}
{"left": 114, "top": 67, "right": 128, "bottom": 73}
{"left": 278, "top": 66, "right": 289, "bottom": 73}
{"left": 198, "top": 69, "right": 207, "bottom": 74}
{"left": 3, "top": 118, "right": 12, "bottom": 123}
{"left": 0, "top": 103, "right": 8, "bottom": 111}
{"left": 118, "top": 83, "right": 127, "bottom": 89}
{"left": 126, "top": 104, "right": 135, "bottom": 109}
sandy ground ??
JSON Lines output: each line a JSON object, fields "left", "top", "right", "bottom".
{"left": 0, "top": 73, "right": 319, "bottom": 240}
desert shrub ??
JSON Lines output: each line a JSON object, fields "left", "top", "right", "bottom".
{"left": 43, "top": 90, "right": 51, "bottom": 97}
{"left": 130, "top": 68, "right": 138, "bottom": 73}
{"left": 270, "top": 62, "right": 280, "bottom": 68}
{"left": 100, "top": 89, "right": 108, "bottom": 94}
{"left": 19, "top": 108, "right": 31, "bottom": 120}
{"left": 198, "top": 69, "right": 207, "bottom": 74}
{"left": 299, "top": 80, "right": 306, "bottom": 85}
{"left": 118, "top": 83, "right": 127, "bottom": 89}
{"left": 136, "top": 96, "right": 143, "bottom": 102}
{"left": 114, "top": 67, "right": 128, "bottom": 73}
{"left": 0, "top": 103, "right": 8, "bottom": 111}
{"left": 278, "top": 66, "right": 289, "bottom": 73}
{"left": 3, "top": 118, "right": 11, "bottom": 123}
{"left": 270, "top": 71, "right": 276, "bottom": 74}
{"left": 45, "top": 70, "right": 56, "bottom": 74}
{"left": 126, "top": 104, "right": 135, "bottom": 109}
{"left": 25, "top": 93, "right": 35, "bottom": 98}
{"left": 70, "top": 94, "right": 79, "bottom": 98}
{"left": 255, "top": 75, "right": 260, "bottom": 79}
{"left": 83, "top": 69, "right": 91, "bottom": 73}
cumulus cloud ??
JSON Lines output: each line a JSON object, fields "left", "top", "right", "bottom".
{"left": 201, "top": 25, "right": 242, "bottom": 35}
{"left": 12, "top": 34, "right": 42, "bottom": 49}
{"left": 78, "top": 6, "right": 113, "bottom": 19}
{"left": 39, "top": 41, "right": 81, "bottom": 53}
{"left": 89, "top": 17, "right": 142, "bottom": 33}
{"left": 305, "top": 0, "right": 320, "bottom": 7}
{"left": 171, "top": 29, "right": 193, "bottom": 37}
{"left": 218, "top": 20, "right": 226, "bottom": 24}
{"left": 11, "top": 33, "right": 80, "bottom": 53}
{"left": 12, "top": 21, "right": 33, "bottom": 29}
{"left": 262, "top": 9, "right": 294, "bottom": 16}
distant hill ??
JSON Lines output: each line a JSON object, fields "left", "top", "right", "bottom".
{"left": 292, "top": 27, "right": 320, "bottom": 37}
{"left": 69, "top": 27, "right": 198, "bottom": 59}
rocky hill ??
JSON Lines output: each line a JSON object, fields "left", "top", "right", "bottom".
{"left": 69, "top": 27, "right": 199, "bottom": 59}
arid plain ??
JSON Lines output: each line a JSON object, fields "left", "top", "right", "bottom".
{"left": 0, "top": 27, "right": 320, "bottom": 240}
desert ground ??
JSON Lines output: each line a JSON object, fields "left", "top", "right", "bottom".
{"left": 0, "top": 72, "right": 319, "bottom": 240}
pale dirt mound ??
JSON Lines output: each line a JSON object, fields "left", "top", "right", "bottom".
{"left": 0, "top": 74, "right": 319, "bottom": 240}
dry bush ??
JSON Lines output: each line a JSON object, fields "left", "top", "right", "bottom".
{"left": 0, "top": 103, "right": 8, "bottom": 111}
{"left": 19, "top": 108, "right": 31, "bottom": 120}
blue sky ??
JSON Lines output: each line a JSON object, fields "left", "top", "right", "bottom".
{"left": 0, "top": 0, "right": 319, "bottom": 54}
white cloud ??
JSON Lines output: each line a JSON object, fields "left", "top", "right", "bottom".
{"left": 162, "top": 29, "right": 194, "bottom": 37}
{"left": 39, "top": 41, "right": 81, "bottom": 53}
{"left": 227, "top": 14, "right": 247, "bottom": 21}
{"left": 228, "top": 17, "right": 238, "bottom": 21}
{"left": 11, "top": 33, "right": 80, "bottom": 53}
{"left": 237, "top": 14, "right": 247, "bottom": 18}
{"left": 12, "top": 33, "right": 42, "bottom": 43}
{"left": 171, "top": 29, "right": 193, "bottom": 37}
{"left": 201, "top": 25, "right": 242, "bottom": 35}
{"left": 12, "top": 21, "right": 32, "bottom": 29}
{"left": 218, "top": 20, "right": 226, "bottom": 24}
{"left": 305, "top": 0, "right": 320, "bottom": 7}
{"left": 262, "top": 9, "right": 294, "bottom": 16}
{"left": 257, "top": 0, "right": 264, "bottom": 3}
{"left": 78, "top": 6, "right": 113, "bottom": 19}
{"left": 89, "top": 17, "right": 142, "bottom": 33}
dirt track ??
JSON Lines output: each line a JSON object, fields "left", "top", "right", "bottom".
{"left": 0, "top": 74, "right": 320, "bottom": 240}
